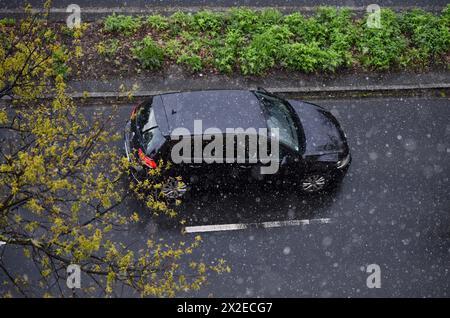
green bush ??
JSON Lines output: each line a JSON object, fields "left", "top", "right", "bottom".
{"left": 173, "top": 35, "right": 206, "bottom": 71}
{"left": 259, "top": 8, "right": 283, "bottom": 28}
{"left": 0, "top": 18, "right": 16, "bottom": 27}
{"left": 282, "top": 42, "right": 340, "bottom": 72}
{"left": 239, "top": 25, "right": 293, "bottom": 75}
{"left": 356, "top": 9, "right": 407, "bottom": 70}
{"left": 400, "top": 9, "right": 450, "bottom": 64}
{"left": 442, "top": 4, "right": 450, "bottom": 26}
{"left": 169, "top": 11, "right": 195, "bottom": 34}
{"left": 100, "top": 7, "right": 450, "bottom": 74}
{"left": 228, "top": 8, "right": 262, "bottom": 33}
{"left": 177, "top": 53, "right": 203, "bottom": 72}
{"left": 132, "top": 37, "right": 164, "bottom": 70}
{"left": 193, "top": 11, "right": 224, "bottom": 33}
{"left": 324, "top": 8, "right": 357, "bottom": 68}
{"left": 96, "top": 39, "right": 120, "bottom": 57}
{"left": 285, "top": 8, "right": 355, "bottom": 65}
{"left": 104, "top": 14, "right": 142, "bottom": 35}
{"left": 164, "top": 39, "right": 183, "bottom": 59}
{"left": 146, "top": 14, "right": 170, "bottom": 31}
{"left": 284, "top": 12, "right": 307, "bottom": 33}
{"left": 52, "top": 46, "right": 70, "bottom": 78}
{"left": 237, "top": 8, "right": 355, "bottom": 75}
{"left": 227, "top": 8, "right": 282, "bottom": 34}
{"left": 213, "top": 29, "right": 245, "bottom": 73}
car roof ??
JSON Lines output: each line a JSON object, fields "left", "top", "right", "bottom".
{"left": 158, "top": 90, "right": 267, "bottom": 136}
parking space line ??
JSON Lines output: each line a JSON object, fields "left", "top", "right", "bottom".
{"left": 184, "top": 217, "right": 333, "bottom": 234}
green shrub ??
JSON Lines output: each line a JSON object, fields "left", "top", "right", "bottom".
{"left": 320, "top": 8, "right": 357, "bottom": 67}
{"left": 193, "top": 11, "right": 224, "bottom": 33}
{"left": 282, "top": 42, "right": 340, "bottom": 72}
{"left": 239, "top": 25, "right": 293, "bottom": 75}
{"left": 146, "top": 14, "right": 169, "bottom": 31}
{"left": 259, "top": 8, "right": 283, "bottom": 28}
{"left": 104, "top": 14, "right": 142, "bottom": 35}
{"left": 132, "top": 37, "right": 164, "bottom": 70}
{"left": 442, "top": 4, "right": 450, "bottom": 27}
{"left": 287, "top": 8, "right": 356, "bottom": 59}
{"left": 213, "top": 47, "right": 235, "bottom": 73}
{"left": 213, "top": 29, "right": 245, "bottom": 73}
{"left": 96, "top": 39, "right": 120, "bottom": 57}
{"left": 400, "top": 9, "right": 450, "bottom": 64}
{"left": 96, "top": 7, "right": 449, "bottom": 74}
{"left": 52, "top": 46, "right": 70, "bottom": 78}
{"left": 285, "top": 10, "right": 330, "bottom": 44}
{"left": 356, "top": 9, "right": 407, "bottom": 70}
{"left": 169, "top": 11, "right": 195, "bottom": 34}
{"left": 284, "top": 12, "right": 306, "bottom": 32}
{"left": 177, "top": 53, "right": 203, "bottom": 72}
{"left": 180, "top": 32, "right": 204, "bottom": 51}
{"left": 164, "top": 39, "right": 183, "bottom": 59}
{"left": 228, "top": 8, "right": 262, "bottom": 33}
{"left": 0, "top": 18, "right": 16, "bottom": 27}
{"left": 398, "top": 47, "right": 430, "bottom": 67}
{"left": 174, "top": 35, "right": 206, "bottom": 71}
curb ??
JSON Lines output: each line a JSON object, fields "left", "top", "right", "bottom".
{"left": 67, "top": 83, "right": 450, "bottom": 105}
{"left": 1, "top": 84, "right": 448, "bottom": 107}
{"left": 69, "top": 83, "right": 450, "bottom": 98}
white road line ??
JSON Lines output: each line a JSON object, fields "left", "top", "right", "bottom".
{"left": 185, "top": 223, "right": 248, "bottom": 233}
{"left": 184, "top": 218, "right": 333, "bottom": 234}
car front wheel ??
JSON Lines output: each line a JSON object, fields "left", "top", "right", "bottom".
{"left": 301, "top": 174, "right": 327, "bottom": 193}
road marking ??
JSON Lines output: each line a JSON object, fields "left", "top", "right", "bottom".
{"left": 184, "top": 218, "right": 333, "bottom": 234}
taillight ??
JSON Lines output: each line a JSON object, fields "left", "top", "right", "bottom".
{"left": 138, "top": 148, "right": 157, "bottom": 169}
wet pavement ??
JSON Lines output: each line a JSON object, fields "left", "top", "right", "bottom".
{"left": 1, "top": 95, "right": 449, "bottom": 297}
{"left": 113, "top": 95, "right": 450, "bottom": 297}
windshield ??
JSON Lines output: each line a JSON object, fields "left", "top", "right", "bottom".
{"left": 255, "top": 92, "right": 300, "bottom": 152}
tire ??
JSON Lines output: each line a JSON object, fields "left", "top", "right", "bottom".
{"left": 161, "top": 177, "right": 187, "bottom": 200}
{"left": 301, "top": 174, "right": 328, "bottom": 193}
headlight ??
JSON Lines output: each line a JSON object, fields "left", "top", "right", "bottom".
{"left": 337, "top": 153, "right": 351, "bottom": 169}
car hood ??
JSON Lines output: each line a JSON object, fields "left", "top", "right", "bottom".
{"left": 288, "top": 100, "right": 346, "bottom": 156}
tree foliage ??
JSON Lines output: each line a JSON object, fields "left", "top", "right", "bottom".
{"left": 0, "top": 2, "right": 228, "bottom": 297}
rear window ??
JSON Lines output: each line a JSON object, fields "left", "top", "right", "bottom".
{"left": 136, "top": 102, "right": 166, "bottom": 155}
{"left": 142, "top": 127, "right": 165, "bottom": 156}
{"left": 136, "top": 102, "right": 157, "bottom": 131}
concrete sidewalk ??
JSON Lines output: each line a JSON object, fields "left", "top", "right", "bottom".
{"left": 66, "top": 68, "right": 450, "bottom": 102}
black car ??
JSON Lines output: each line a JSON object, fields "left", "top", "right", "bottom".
{"left": 124, "top": 89, "right": 351, "bottom": 197}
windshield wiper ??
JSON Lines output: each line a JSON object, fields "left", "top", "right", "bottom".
{"left": 141, "top": 126, "right": 158, "bottom": 135}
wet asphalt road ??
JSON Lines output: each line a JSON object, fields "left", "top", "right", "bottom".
{"left": 109, "top": 95, "right": 450, "bottom": 297}
{"left": 1, "top": 95, "right": 449, "bottom": 297}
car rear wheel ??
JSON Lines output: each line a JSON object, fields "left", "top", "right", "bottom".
{"left": 161, "top": 177, "right": 187, "bottom": 200}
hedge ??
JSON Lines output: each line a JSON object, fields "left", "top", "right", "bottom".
{"left": 101, "top": 6, "right": 450, "bottom": 75}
